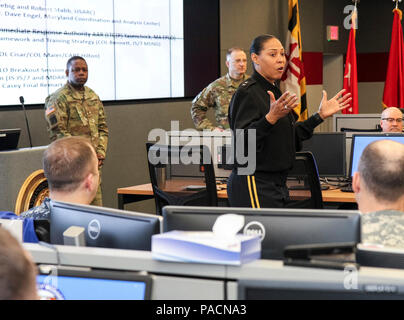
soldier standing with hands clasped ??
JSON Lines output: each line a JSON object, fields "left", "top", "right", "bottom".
{"left": 191, "top": 47, "right": 249, "bottom": 131}
{"left": 44, "top": 56, "right": 108, "bottom": 206}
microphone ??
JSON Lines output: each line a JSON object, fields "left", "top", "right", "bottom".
{"left": 19, "top": 96, "right": 33, "bottom": 148}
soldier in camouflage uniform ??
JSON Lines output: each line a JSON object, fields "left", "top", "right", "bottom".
{"left": 44, "top": 56, "right": 108, "bottom": 206}
{"left": 352, "top": 140, "right": 404, "bottom": 248}
{"left": 191, "top": 47, "right": 248, "bottom": 130}
{"left": 361, "top": 211, "right": 404, "bottom": 248}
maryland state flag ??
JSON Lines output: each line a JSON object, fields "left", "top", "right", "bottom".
{"left": 382, "top": 8, "right": 404, "bottom": 109}
{"left": 342, "top": 6, "right": 358, "bottom": 114}
{"left": 281, "top": 0, "right": 307, "bottom": 121}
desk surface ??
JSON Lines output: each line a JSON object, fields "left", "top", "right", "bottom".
{"left": 117, "top": 182, "right": 356, "bottom": 203}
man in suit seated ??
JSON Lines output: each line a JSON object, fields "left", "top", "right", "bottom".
{"left": 20, "top": 136, "right": 99, "bottom": 220}
{"left": 352, "top": 139, "right": 404, "bottom": 247}
{"left": 380, "top": 107, "right": 403, "bottom": 132}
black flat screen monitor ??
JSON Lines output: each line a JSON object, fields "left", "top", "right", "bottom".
{"left": 301, "top": 132, "right": 346, "bottom": 177}
{"left": 50, "top": 200, "right": 162, "bottom": 250}
{"left": 0, "top": 128, "right": 20, "bottom": 151}
{"left": 348, "top": 133, "right": 404, "bottom": 177}
{"left": 37, "top": 266, "right": 152, "bottom": 300}
{"left": 163, "top": 206, "right": 361, "bottom": 260}
{"left": 356, "top": 244, "right": 404, "bottom": 270}
{"left": 237, "top": 277, "right": 404, "bottom": 300}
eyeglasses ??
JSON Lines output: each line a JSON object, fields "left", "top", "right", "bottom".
{"left": 381, "top": 118, "right": 403, "bottom": 123}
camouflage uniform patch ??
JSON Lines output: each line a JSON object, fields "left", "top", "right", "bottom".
{"left": 44, "top": 82, "right": 108, "bottom": 206}
{"left": 191, "top": 73, "right": 249, "bottom": 130}
{"left": 20, "top": 197, "right": 51, "bottom": 220}
{"left": 361, "top": 210, "right": 404, "bottom": 248}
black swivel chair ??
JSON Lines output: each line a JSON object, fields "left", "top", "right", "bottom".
{"left": 286, "top": 151, "right": 323, "bottom": 209}
{"left": 146, "top": 143, "right": 218, "bottom": 215}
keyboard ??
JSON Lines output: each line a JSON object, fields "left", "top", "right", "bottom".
{"left": 340, "top": 184, "right": 354, "bottom": 193}
{"left": 216, "top": 178, "right": 228, "bottom": 184}
{"left": 288, "top": 185, "right": 330, "bottom": 191}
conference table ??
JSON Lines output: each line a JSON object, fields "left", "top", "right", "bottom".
{"left": 117, "top": 180, "right": 356, "bottom": 210}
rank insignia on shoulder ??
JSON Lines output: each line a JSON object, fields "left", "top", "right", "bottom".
{"left": 240, "top": 78, "right": 255, "bottom": 88}
{"left": 45, "top": 105, "right": 55, "bottom": 116}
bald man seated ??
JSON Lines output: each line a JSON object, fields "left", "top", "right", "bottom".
{"left": 380, "top": 107, "right": 403, "bottom": 132}
{"left": 353, "top": 140, "right": 404, "bottom": 248}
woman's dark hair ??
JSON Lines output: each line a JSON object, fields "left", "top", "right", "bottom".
{"left": 249, "top": 34, "right": 277, "bottom": 55}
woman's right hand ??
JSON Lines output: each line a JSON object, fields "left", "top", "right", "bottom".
{"left": 265, "top": 91, "right": 298, "bottom": 124}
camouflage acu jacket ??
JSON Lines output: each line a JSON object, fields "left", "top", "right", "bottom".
{"left": 191, "top": 73, "right": 249, "bottom": 130}
{"left": 361, "top": 210, "right": 404, "bottom": 248}
{"left": 44, "top": 82, "right": 108, "bottom": 159}
{"left": 20, "top": 197, "right": 51, "bottom": 220}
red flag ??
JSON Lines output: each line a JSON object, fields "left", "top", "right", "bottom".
{"left": 382, "top": 9, "right": 404, "bottom": 109}
{"left": 342, "top": 7, "right": 358, "bottom": 114}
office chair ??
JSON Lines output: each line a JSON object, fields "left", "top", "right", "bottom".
{"left": 286, "top": 151, "right": 323, "bottom": 209}
{"left": 146, "top": 143, "right": 218, "bottom": 215}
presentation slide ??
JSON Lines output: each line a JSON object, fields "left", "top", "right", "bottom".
{"left": 0, "top": 0, "right": 184, "bottom": 106}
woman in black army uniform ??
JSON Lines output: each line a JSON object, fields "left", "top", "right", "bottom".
{"left": 227, "top": 34, "right": 351, "bottom": 208}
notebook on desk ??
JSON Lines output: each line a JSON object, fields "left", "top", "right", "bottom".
{"left": 341, "top": 133, "right": 404, "bottom": 193}
{"left": 0, "top": 128, "right": 21, "bottom": 151}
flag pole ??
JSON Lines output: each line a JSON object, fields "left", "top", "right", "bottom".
{"left": 352, "top": 0, "right": 359, "bottom": 7}
{"left": 394, "top": 0, "right": 402, "bottom": 10}
{"left": 343, "top": 0, "right": 359, "bottom": 114}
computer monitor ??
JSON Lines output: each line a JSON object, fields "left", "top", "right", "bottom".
{"left": 162, "top": 206, "right": 361, "bottom": 260}
{"left": 356, "top": 243, "right": 404, "bottom": 270}
{"left": 50, "top": 200, "right": 162, "bottom": 251}
{"left": 0, "top": 128, "right": 20, "bottom": 151}
{"left": 166, "top": 130, "right": 232, "bottom": 179}
{"left": 348, "top": 133, "right": 404, "bottom": 177}
{"left": 237, "top": 275, "right": 404, "bottom": 300}
{"left": 37, "top": 266, "right": 152, "bottom": 300}
{"left": 301, "top": 132, "right": 346, "bottom": 177}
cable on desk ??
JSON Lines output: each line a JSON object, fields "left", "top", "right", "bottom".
{"left": 320, "top": 177, "right": 352, "bottom": 189}
{"left": 38, "top": 241, "right": 61, "bottom": 266}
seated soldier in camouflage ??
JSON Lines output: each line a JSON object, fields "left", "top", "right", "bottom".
{"left": 44, "top": 56, "right": 108, "bottom": 206}
{"left": 21, "top": 136, "right": 99, "bottom": 220}
{"left": 191, "top": 47, "right": 249, "bottom": 131}
{"left": 352, "top": 140, "right": 404, "bottom": 248}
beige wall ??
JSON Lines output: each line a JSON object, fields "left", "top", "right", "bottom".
{"left": 220, "top": 0, "right": 288, "bottom": 75}
{"left": 358, "top": 82, "right": 385, "bottom": 113}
